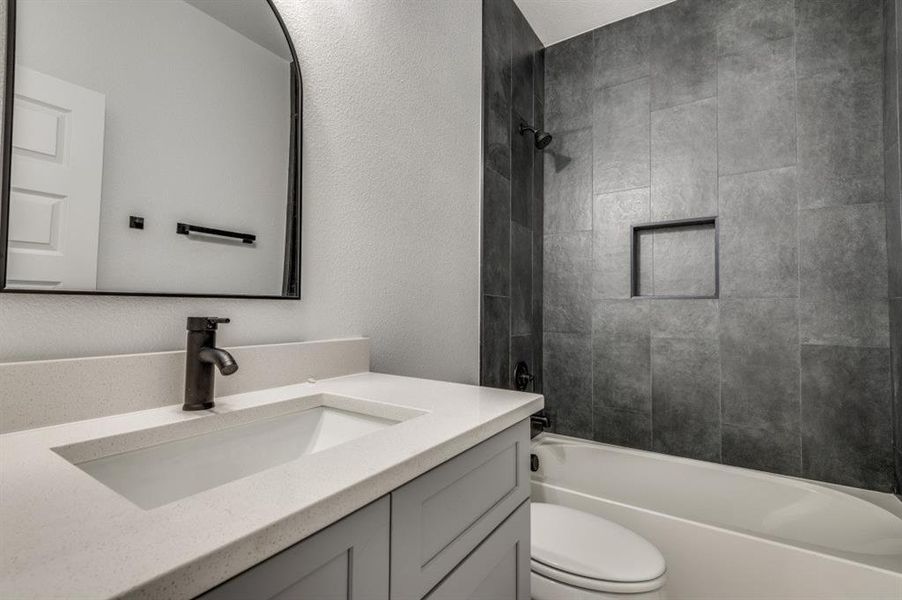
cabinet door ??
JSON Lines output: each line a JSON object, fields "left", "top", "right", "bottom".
{"left": 391, "top": 422, "right": 529, "bottom": 599}
{"left": 425, "top": 500, "right": 530, "bottom": 600}
{"left": 198, "top": 497, "right": 389, "bottom": 600}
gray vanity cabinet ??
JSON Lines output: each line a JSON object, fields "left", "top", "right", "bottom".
{"left": 197, "top": 421, "right": 529, "bottom": 600}
{"left": 390, "top": 421, "right": 529, "bottom": 599}
{"left": 424, "top": 500, "right": 530, "bottom": 600}
{"left": 198, "top": 497, "right": 390, "bottom": 600}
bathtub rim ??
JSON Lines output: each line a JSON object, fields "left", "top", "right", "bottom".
{"left": 532, "top": 432, "right": 902, "bottom": 520}
{"left": 531, "top": 433, "right": 902, "bottom": 575}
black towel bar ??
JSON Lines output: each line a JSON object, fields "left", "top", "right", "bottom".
{"left": 176, "top": 222, "right": 256, "bottom": 244}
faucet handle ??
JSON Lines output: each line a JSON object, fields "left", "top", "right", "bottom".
{"left": 186, "top": 317, "right": 231, "bottom": 331}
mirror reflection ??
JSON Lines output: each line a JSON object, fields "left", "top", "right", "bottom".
{"left": 2, "top": 0, "right": 301, "bottom": 298}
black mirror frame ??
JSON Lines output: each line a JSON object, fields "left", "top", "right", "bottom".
{"left": 0, "top": 0, "right": 303, "bottom": 300}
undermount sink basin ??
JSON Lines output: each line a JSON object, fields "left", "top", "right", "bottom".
{"left": 55, "top": 394, "right": 421, "bottom": 509}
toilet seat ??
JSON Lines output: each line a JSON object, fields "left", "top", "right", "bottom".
{"left": 531, "top": 559, "right": 666, "bottom": 594}
{"left": 531, "top": 503, "right": 666, "bottom": 594}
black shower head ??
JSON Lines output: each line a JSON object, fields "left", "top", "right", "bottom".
{"left": 519, "top": 123, "right": 553, "bottom": 150}
{"left": 534, "top": 130, "right": 553, "bottom": 149}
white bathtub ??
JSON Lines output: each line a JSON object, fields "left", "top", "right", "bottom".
{"left": 531, "top": 434, "right": 902, "bottom": 599}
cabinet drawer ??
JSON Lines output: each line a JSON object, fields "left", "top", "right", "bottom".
{"left": 425, "top": 500, "right": 530, "bottom": 600}
{"left": 198, "top": 496, "right": 390, "bottom": 600}
{"left": 390, "top": 421, "right": 529, "bottom": 599}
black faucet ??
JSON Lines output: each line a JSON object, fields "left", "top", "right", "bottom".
{"left": 183, "top": 317, "right": 238, "bottom": 411}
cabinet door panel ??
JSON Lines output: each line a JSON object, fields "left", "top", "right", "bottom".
{"left": 198, "top": 497, "right": 389, "bottom": 600}
{"left": 425, "top": 500, "right": 530, "bottom": 600}
{"left": 272, "top": 552, "right": 348, "bottom": 600}
{"left": 390, "top": 422, "right": 529, "bottom": 599}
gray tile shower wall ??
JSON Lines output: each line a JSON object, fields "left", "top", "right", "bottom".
{"left": 481, "top": 0, "right": 544, "bottom": 394}
{"left": 884, "top": 0, "right": 902, "bottom": 493}
{"left": 543, "top": 0, "right": 897, "bottom": 492}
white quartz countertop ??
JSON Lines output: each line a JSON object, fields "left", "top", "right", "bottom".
{"left": 0, "top": 372, "right": 543, "bottom": 599}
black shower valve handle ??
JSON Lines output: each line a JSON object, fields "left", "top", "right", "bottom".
{"left": 514, "top": 361, "right": 535, "bottom": 391}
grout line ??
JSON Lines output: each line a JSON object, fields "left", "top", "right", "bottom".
{"left": 650, "top": 92, "right": 718, "bottom": 116}
{"left": 793, "top": 0, "right": 805, "bottom": 478}
{"left": 647, "top": 45, "right": 655, "bottom": 450}
{"left": 798, "top": 199, "right": 889, "bottom": 213}
{"left": 718, "top": 163, "right": 797, "bottom": 181}
{"left": 715, "top": 14, "right": 723, "bottom": 465}
{"left": 506, "top": 13, "right": 513, "bottom": 390}
{"left": 592, "top": 73, "right": 650, "bottom": 94}
{"left": 589, "top": 24, "right": 597, "bottom": 442}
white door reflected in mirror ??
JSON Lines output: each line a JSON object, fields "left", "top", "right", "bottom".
{"left": 7, "top": 67, "right": 105, "bottom": 290}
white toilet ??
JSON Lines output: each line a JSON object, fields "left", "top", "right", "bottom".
{"left": 531, "top": 503, "right": 667, "bottom": 599}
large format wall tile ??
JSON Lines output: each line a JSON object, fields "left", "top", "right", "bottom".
{"left": 545, "top": 32, "right": 593, "bottom": 132}
{"left": 544, "top": 270, "right": 592, "bottom": 333}
{"left": 545, "top": 231, "right": 591, "bottom": 333}
{"left": 483, "top": 43, "right": 511, "bottom": 179}
{"left": 717, "top": 37, "right": 796, "bottom": 176}
{"left": 593, "top": 11, "right": 650, "bottom": 89}
{"left": 532, "top": 55, "right": 545, "bottom": 394}
{"left": 795, "top": 0, "right": 882, "bottom": 80}
{"left": 885, "top": 0, "right": 899, "bottom": 148}
{"left": 483, "top": 0, "right": 511, "bottom": 59}
{"left": 535, "top": 48, "right": 545, "bottom": 106}
{"left": 545, "top": 231, "right": 592, "bottom": 274}
{"left": 595, "top": 405, "right": 653, "bottom": 451}
{"left": 649, "top": 0, "right": 717, "bottom": 110}
{"left": 716, "top": 0, "right": 794, "bottom": 55}
{"left": 801, "top": 345, "right": 893, "bottom": 491}
{"left": 720, "top": 299, "right": 800, "bottom": 434}
{"left": 511, "top": 223, "right": 533, "bottom": 336}
{"left": 510, "top": 7, "right": 536, "bottom": 230}
{"left": 481, "top": 295, "right": 511, "bottom": 389}
{"left": 797, "top": 71, "right": 883, "bottom": 209}
{"left": 650, "top": 299, "right": 719, "bottom": 339}
{"left": 482, "top": 168, "right": 511, "bottom": 297}
{"left": 799, "top": 299, "right": 889, "bottom": 348}
{"left": 892, "top": 300, "right": 902, "bottom": 472}
{"left": 544, "top": 128, "right": 593, "bottom": 233}
{"left": 544, "top": 332, "right": 593, "bottom": 438}
{"left": 593, "top": 300, "right": 651, "bottom": 414}
{"left": 593, "top": 78, "right": 651, "bottom": 194}
{"left": 651, "top": 337, "right": 721, "bottom": 462}
{"left": 722, "top": 423, "right": 801, "bottom": 476}
{"left": 510, "top": 107, "right": 534, "bottom": 227}
{"left": 593, "top": 188, "right": 650, "bottom": 299}
{"left": 719, "top": 167, "right": 798, "bottom": 298}
{"left": 511, "top": 4, "right": 535, "bottom": 122}
{"left": 799, "top": 204, "right": 888, "bottom": 301}
{"left": 796, "top": 0, "right": 883, "bottom": 211}
{"left": 650, "top": 98, "right": 717, "bottom": 220}
{"left": 532, "top": 232, "right": 544, "bottom": 391}
{"left": 886, "top": 142, "right": 902, "bottom": 298}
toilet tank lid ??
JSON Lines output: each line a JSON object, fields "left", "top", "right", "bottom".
{"left": 531, "top": 502, "right": 666, "bottom": 583}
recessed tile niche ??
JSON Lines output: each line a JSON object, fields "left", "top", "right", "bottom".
{"left": 631, "top": 217, "right": 718, "bottom": 299}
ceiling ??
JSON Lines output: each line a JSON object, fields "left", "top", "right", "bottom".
{"left": 184, "top": 0, "right": 292, "bottom": 60}
{"left": 513, "top": 0, "right": 677, "bottom": 47}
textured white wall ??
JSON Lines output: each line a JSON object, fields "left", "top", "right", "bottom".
{"left": 0, "top": 0, "right": 483, "bottom": 385}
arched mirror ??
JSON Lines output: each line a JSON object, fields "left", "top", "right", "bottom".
{"left": 0, "top": 0, "right": 301, "bottom": 298}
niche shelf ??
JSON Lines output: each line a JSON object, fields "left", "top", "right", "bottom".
{"left": 630, "top": 216, "right": 719, "bottom": 299}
